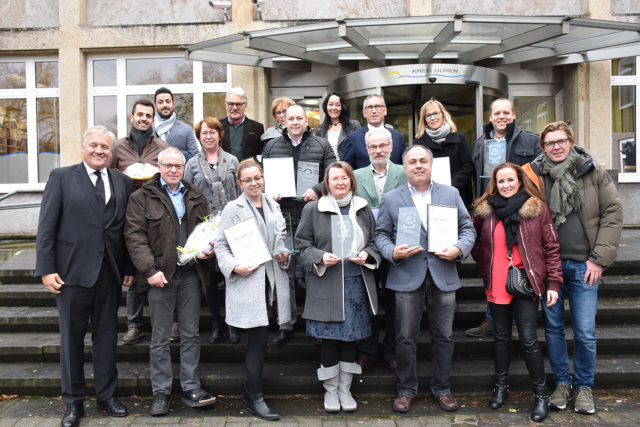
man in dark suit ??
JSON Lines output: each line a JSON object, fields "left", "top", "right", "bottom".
{"left": 35, "top": 125, "right": 134, "bottom": 427}
{"left": 220, "top": 87, "right": 264, "bottom": 160}
{"left": 342, "top": 94, "right": 405, "bottom": 169}
{"left": 375, "top": 145, "right": 475, "bottom": 414}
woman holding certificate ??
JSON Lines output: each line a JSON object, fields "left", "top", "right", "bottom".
{"left": 184, "top": 117, "right": 240, "bottom": 345}
{"left": 413, "top": 98, "right": 474, "bottom": 207}
{"left": 215, "top": 159, "right": 291, "bottom": 420}
{"left": 295, "top": 161, "right": 380, "bottom": 413}
{"left": 471, "top": 162, "right": 562, "bottom": 422}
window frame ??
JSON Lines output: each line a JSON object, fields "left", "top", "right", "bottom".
{"left": 0, "top": 56, "right": 59, "bottom": 192}
{"left": 611, "top": 57, "right": 640, "bottom": 183}
{"left": 87, "top": 52, "right": 231, "bottom": 139}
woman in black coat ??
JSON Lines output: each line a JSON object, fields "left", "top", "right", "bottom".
{"left": 413, "top": 98, "right": 474, "bottom": 207}
{"left": 315, "top": 92, "right": 361, "bottom": 160}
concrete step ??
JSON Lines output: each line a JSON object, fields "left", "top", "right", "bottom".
{"left": 1, "top": 324, "right": 638, "bottom": 363}
{"left": 1, "top": 296, "right": 639, "bottom": 332}
{"left": 2, "top": 274, "right": 640, "bottom": 307}
{"left": 1, "top": 355, "right": 638, "bottom": 397}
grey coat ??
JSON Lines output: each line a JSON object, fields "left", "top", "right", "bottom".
{"left": 183, "top": 148, "right": 240, "bottom": 212}
{"left": 215, "top": 193, "right": 291, "bottom": 328}
{"left": 295, "top": 195, "right": 381, "bottom": 322}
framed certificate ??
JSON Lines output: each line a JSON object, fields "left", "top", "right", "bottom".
{"left": 263, "top": 157, "right": 296, "bottom": 197}
{"left": 223, "top": 217, "right": 272, "bottom": 266}
{"left": 395, "top": 207, "right": 422, "bottom": 248}
{"left": 431, "top": 156, "right": 451, "bottom": 186}
{"left": 427, "top": 204, "right": 458, "bottom": 252}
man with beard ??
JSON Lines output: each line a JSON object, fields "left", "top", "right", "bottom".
{"left": 111, "top": 99, "right": 169, "bottom": 346}
{"left": 153, "top": 87, "right": 199, "bottom": 161}
{"left": 219, "top": 87, "right": 264, "bottom": 161}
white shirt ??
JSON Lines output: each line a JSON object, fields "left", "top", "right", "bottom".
{"left": 290, "top": 135, "right": 303, "bottom": 147}
{"left": 408, "top": 181, "right": 432, "bottom": 230}
{"left": 371, "top": 161, "right": 389, "bottom": 204}
{"left": 83, "top": 162, "right": 111, "bottom": 203}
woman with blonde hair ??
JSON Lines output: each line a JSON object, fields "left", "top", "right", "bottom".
{"left": 413, "top": 98, "right": 474, "bottom": 206}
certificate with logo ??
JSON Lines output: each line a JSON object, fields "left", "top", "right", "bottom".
{"left": 427, "top": 204, "right": 458, "bottom": 252}
{"left": 395, "top": 207, "right": 422, "bottom": 248}
{"left": 296, "top": 161, "right": 319, "bottom": 197}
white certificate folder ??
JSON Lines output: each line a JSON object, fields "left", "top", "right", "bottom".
{"left": 223, "top": 217, "right": 272, "bottom": 266}
{"left": 427, "top": 204, "right": 458, "bottom": 252}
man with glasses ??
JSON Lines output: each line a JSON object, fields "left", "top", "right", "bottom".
{"left": 111, "top": 99, "right": 169, "bottom": 346}
{"left": 220, "top": 87, "right": 264, "bottom": 161}
{"left": 153, "top": 87, "right": 200, "bottom": 161}
{"left": 353, "top": 127, "right": 407, "bottom": 373}
{"left": 467, "top": 98, "right": 542, "bottom": 339}
{"left": 125, "top": 146, "right": 217, "bottom": 416}
{"left": 263, "top": 104, "right": 337, "bottom": 345}
{"left": 342, "top": 94, "right": 405, "bottom": 169}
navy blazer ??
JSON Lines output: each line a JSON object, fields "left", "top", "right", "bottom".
{"left": 342, "top": 124, "right": 406, "bottom": 169}
{"left": 374, "top": 182, "right": 476, "bottom": 293}
{"left": 35, "top": 163, "right": 133, "bottom": 286}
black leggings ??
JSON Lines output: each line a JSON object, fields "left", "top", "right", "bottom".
{"left": 245, "top": 326, "right": 269, "bottom": 395}
{"left": 320, "top": 339, "right": 358, "bottom": 367}
{"left": 205, "top": 270, "right": 225, "bottom": 323}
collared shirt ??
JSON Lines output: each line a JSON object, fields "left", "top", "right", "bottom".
{"left": 408, "top": 181, "right": 432, "bottom": 230}
{"left": 367, "top": 123, "right": 386, "bottom": 131}
{"left": 160, "top": 177, "right": 185, "bottom": 220}
{"left": 228, "top": 115, "right": 246, "bottom": 128}
{"left": 290, "top": 135, "right": 303, "bottom": 147}
{"left": 83, "top": 162, "right": 111, "bottom": 203}
{"left": 371, "top": 161, "right": 390, "bottom": 204}
{"left": 489, "top": 129, "right": 507, "bottom": 141}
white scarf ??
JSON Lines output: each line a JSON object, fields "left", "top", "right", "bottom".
{"left": 153, "top": 112, "right": 177, "bottom": 141}
{"left": 326, "top": 191, "right": 365, "bottom": 256}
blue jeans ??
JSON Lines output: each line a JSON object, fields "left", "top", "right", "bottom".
{"left": 542, "top": 259, "right": 598, "bottom": 389}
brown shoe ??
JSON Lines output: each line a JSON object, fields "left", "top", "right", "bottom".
{"left": 169, "top": 321, "right": 180, "bottom": 342}
{"left": 357, "top": 355, "right": 370, "bottom": 373}
{"left": 393, "top": 395, "right": 412, "bottom": 413}
{"left": 435, "top": 393, "right": 459, "bottom": 411}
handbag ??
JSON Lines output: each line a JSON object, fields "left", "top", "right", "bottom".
{"left": 505, "top": 252, "right": 537, "bottom": 299}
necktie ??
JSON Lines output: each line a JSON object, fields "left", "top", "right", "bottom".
{"left": 94, "top": 170, "right": 105, "bottom": 206}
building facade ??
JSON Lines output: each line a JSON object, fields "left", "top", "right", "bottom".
{"left": 1, "top": 0, "right": 639, "bottom": 234}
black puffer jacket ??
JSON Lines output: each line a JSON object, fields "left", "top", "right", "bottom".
{"left": 473, "top": 122, "right": 541, "bottom": 198}
{"left": 262, "top": 126, "right": 337, "bottom": 196}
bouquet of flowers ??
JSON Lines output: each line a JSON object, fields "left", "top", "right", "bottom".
{"left": 177, "top": 214, "right": 221, "bottom": 265}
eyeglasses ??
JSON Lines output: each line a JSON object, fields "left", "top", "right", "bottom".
{"left": 200, "top": 131, "right": 218, "bottom": 137}
{"left": 160, "top": 163, "right": 184, "bottom": 171}
{"left": 226, "top": 102, "right": 246, "bottom": 108}
{"left": 364, "top": 104, "right": 385, "bottom": 111}
{"left": 240, "top": 176, "right": 263, "bottom": 185}
{"left": 424, "top": 112, "right": 442, "bottom": 120}
{"left": 330, "top": 176, "right": 350, "bottom": 183}
{"left": 274, "top": 110, "right": 287, "bottom": 116}
{"left": 367, "top": 142, "right": 390, "bottom": 151}
{"left": 543, "top": 138, "right": 570, "bottom": 148}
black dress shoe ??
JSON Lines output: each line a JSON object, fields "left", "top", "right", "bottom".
{"left": 228, "top": 326, "right": 240, "bottom": 344}
{"left": 209, "top": 324, "right": 224, "bottom": 344}
{"left": 97, "top": 396, "right": 129, "bottom": 417}
{"left": 61, "top": 402, "right": 85, "bottom": 427}
{"left": 272, "top": 329, "right": 293, "bottom": 345}
{"left": 489, "top": 384, "right": 509, "bottom": 409}
{"left": 150, "top": 393, "right": 171, "bottom": 416}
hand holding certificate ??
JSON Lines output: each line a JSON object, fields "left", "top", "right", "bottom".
{"left": 223, "top": 217, "right": 272, "bottom": 268}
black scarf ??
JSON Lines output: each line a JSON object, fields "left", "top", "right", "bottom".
{"left": 488, "top": 188, "right": 529, "bottom": 252}
{"left": 129, "top": 127, "right": 153, "bottom": 156}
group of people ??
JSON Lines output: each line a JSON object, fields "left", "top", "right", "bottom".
{"left": 35, "top": 86, "right": 622, "bottom": 426}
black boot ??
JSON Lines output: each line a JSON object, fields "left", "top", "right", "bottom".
{"left": 208, "top": 321, "right": 224, "bottom": 344}
{"left": 489, "top": 384, "right": 509, "bottom": 409}
{"left": 229, "top": 326, "right": 240, "bottom": 344}
{"left": 531, "top": 393, "right": 549, "bottom": 422}
{"left": 243, "top": 383, "right": 279, "bottom": 420}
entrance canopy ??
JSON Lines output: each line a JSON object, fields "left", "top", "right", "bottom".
{"left": 183, "top": 15, "right": 640, "bottom": 70}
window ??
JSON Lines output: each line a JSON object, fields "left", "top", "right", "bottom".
{"left": 87, "top": 53, "right": 230, "bottom": 139}
{"left": 513, "top": 96, "right": 556, "bottom": 135}
{"left": 0, "top": 58, "right": 60, "bottom": 189}
{"left": 611, "top": 57, "right": 640, "bottom": 181}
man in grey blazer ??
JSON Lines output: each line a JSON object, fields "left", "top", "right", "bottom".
{"left": 375, "top": 145, "right": 475, "bottom": 414}
{"left": 354, "top": 127, "right": 407, "bottom": 373}
{"left": 153, "top": 87, "right": 200, "bottom": 161}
